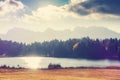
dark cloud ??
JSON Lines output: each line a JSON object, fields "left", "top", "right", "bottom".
{"left": 9, "top": 0, "right": 19, "bottom": 7}
{"left": 69, "top": 4, "right": 90, "bottom": 15}
{"left": 70, "top": 0, "right": 120, "bottom": 16}
{"left": 0, "top": 0, "right": 22, "bottom": 7}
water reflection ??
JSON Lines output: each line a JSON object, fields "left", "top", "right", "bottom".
{"left": 21, "top": 57, "right": 42, "bottom": 69}
{"left": 0, "top": 57, "right": 120, "bottom": 69}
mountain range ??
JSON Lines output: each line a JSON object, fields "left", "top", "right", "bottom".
{"left": 0, "top": 27, "right": 120, "bottom": 43}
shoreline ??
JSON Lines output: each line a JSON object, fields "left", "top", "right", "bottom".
{"left": 0, "top": 66, "right": 120, "bottom": 70}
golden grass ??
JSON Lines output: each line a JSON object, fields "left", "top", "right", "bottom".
{"left": 0, "top": 69, "right": 120, "bottom": 80}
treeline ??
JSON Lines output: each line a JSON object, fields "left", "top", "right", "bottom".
{"left": 0, "top": 37, "right": 120, "bottom": 60}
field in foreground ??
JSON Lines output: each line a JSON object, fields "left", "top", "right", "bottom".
{"left": 0, "top": 69, "right": 120, "bottom": 80}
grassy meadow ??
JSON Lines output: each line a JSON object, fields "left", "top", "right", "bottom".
{"left": 0, "top": 69, "right": 120, "bottom": 80}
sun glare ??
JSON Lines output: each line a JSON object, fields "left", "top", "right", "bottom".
{"left": 21, "top": 57, "right": 42, "bottom": 69}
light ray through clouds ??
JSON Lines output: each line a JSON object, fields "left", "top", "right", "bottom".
{"left": 0, "top": 0, "right": 120, "bottom": 34}
{"left": 18, "top": 0, "right": 70, "bottom": 10}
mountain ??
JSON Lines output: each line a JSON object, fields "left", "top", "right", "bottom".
{"left": 0, "top": 27, "right": 120, "bottom": 43}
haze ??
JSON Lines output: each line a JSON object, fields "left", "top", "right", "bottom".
{"left": 0, "top": 0, "right": 120, "bottom": 43}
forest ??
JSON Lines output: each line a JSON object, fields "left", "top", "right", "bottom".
{"left": 0, "top": 37, "right": 120, "bottom": 60}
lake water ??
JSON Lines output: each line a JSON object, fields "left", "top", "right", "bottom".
{"left": 0, "top": 57, "right": 120, "bottom": 69}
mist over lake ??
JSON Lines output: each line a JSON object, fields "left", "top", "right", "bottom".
{"left": 0, "top": 57, "right": 120, "bottom": 69}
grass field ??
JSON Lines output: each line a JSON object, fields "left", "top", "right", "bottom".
{"left": 0, "top": 69, "right": 120, "bottom": 80}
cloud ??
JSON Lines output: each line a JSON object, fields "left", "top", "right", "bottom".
{"left": 0, "top": 0, "right": 25, "bottom": 17}
{"left": 28, "top": 5, "right": 67, "bottom": 20}
{"left": 20, "top": 0, "right": 118, "bottom": 32}
{"left": 21, "top": 5, "right": 76, "bottom": 31}
{"left": 0, "top": 0, "right": 120, "bottom": 34}
{"left": 0, "top": 0, "right": 26, "bottom": 34}
{"left": 68, "top": 0, "right": 120, "bottom": 17}
{"left": 22, "top": 4, "right": 79, "bottom": 23}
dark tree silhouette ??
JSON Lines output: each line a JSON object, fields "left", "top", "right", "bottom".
{"left": 0, "top": 38, "right": 120, "bottom": 60}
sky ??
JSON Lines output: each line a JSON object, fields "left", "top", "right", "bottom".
{"left": 0, "top": 0, "right": 120, "bottom": 34}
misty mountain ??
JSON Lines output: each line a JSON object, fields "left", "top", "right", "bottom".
{"left": 0, "top": 27, "right": 120, "bottom": 43}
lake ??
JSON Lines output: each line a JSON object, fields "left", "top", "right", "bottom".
{"left": 0, "top": 57, "right": 120, "bottom": 69}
